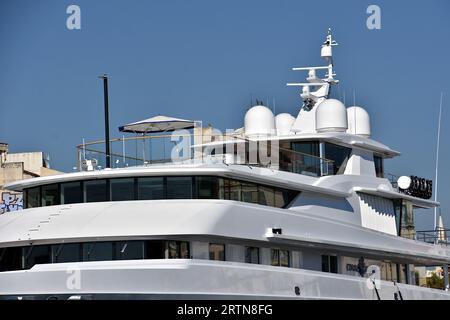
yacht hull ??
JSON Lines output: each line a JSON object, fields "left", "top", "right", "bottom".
{"left": 0, "top": 259, "right": 448, "bottom": 300}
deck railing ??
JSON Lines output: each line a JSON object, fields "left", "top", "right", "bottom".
{"left": 75, "top": 134, "right": 334, "bottom": 177}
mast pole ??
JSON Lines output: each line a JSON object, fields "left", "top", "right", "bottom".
{"left": 434, "top": 92, "right": 443, "bottom": 232}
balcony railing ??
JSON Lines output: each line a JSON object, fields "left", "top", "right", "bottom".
{"left": 415, "top": 229, "right": 450, "bottom": 246}
{"left": 75, "top": 134, "right": 335, "bottom": 177}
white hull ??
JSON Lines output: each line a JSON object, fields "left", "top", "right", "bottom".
{"left": 1, "top": 259, "right": 448, "bottom": 300}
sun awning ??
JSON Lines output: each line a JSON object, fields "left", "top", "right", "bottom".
{"left": 119, "top": 115, "right": 195, "bottom": 133}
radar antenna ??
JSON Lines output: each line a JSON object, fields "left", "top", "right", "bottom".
{"left": 287, "top": 28, "right": 339, "bottom": 110}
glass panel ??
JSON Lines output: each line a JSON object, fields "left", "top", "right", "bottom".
{"left": 329, "top": 255, "right": 338, "bottom": 273}
{"left": 258, "top": 186, "right": 275, "bottom": 206}
{"left": 115, "top": 241, "right": 144, "bottom": 260}
{"left": 197, "top": 176, "right": 220, "bottom": 199}
{"left": 26, "top": 187, "right": 40, "bottom": 208}
{"left": 324, "top": 143, "right": 352, "bottom": 175}
{"left": 291, "top": 141, "right": 320, "bottom": 157}
{"left": 274, "top": 189, "right": 298, "bottom": 208}
{"left": 245, "top": 247, "right": 259, "bottom": 264}
{"left": 0, "top": 247, "right": 22, "bottom": 271}
{"left": 209, "top": 243, "right": 225, "bottom": 261}
{"left": 168, "top": 241, "right": 179, "bottom": 259}
{"left": 24, "top": 246, "right": 51, "bottom": 269}
{"left": 110, "top": 178, "right": 135, "bottom": 201}
{"left": 279, "top": 250, "right": 290, "bottom": 267}
{"left": 374, "top": 155, "right": 384, "bottom": 178}
{"left": 41, "top": 184, "right": 59, "bottom": 207}
{"left": 82, "top": 242, "right": 113, "bottom": 261}
{"left": 52, "top": 243, "right": 81, "bottom": 263}
{"left": 229, "top": 180, "right": 241, "bottom": 201}
{"left": 242, "top": 182, "right": 258, "bottom": 204}
{"left": 166, "top": 176, "right": 192, "bottom": 199}
{"left": 61, "top": 181, "right": 82, "bottom": 204}
{"left": 179, "top": 241, "right": 190, "bottom": 259}
{"left": 219, "top": 178, "right": 227, "bottom": 200}
{"left": 138, "top": 177, "right": 164, "bottom": 200}
{"left": 84, "top": 180, "right": 108, "bottom": 203}
{"left": 145, "top": 240, "right": 166, "bottom": 259}
{"left": 290, "top": 141, "right": 321, "bottom": 176}
{"left": 271, "top": 249, "right": 280, "bottom": 266}
{"left": 321, "top": 255, "right": 330, "bottom": 272}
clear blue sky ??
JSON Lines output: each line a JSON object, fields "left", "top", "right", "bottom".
{"left": 1, "top": 0, "right": 449, "bottom": 230}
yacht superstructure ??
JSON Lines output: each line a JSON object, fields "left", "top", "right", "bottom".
{"left": 0, "top": 31, "right": 449, "bottom": 300}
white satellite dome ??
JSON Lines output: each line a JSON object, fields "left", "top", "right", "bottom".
{"left": 346, "top": 106, "right": 371, "bottom": 137}
{"left": 315, "top": 99, "right": 348, "bottom": 133}
{"left": 275, "top": 113, "right": 295, "bottom": 136}
{"left": 244, "top": 105, "right": 275, "bottom": 137}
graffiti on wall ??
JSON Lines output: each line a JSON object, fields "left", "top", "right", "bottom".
{"left": 0, "top": 192, "right": 23, "bottom": 214}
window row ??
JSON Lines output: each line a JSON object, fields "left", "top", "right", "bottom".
{"left": 0, "top": 241, "right": 291, "bottom": 271}
{"left": 0, "top": 240, "right": 190, "bottom": 271}
{"left": 24, "top": 176, "right": 299, "bottom": 209}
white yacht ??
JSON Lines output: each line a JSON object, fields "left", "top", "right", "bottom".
{"left": 1, "top": 31, "right": 449, "bottom": 300}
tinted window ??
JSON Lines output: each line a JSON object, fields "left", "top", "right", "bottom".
{"left": 24, "top": 246, "right": 51, "bottom": 269}
{"left": 324, "top": 143, "right": 351, "bottom": 175}
{"left": 258, "top": 186, "right": 275, "bottom": 206}
{"left": 245, "top": 247, "right": 259, "bottom": 264}
{"left": 374, "top": 155, "right": 384, "bottom": 178}
{"left": 271, "top": 249, "right": 280, "bottom": 266}
{"left": 145, "top": 240, "right": 166, "bottom": 259}
{"left": 52, "top": 243, "right": 81, "bottom": 263}
{"left": 279, "top": 250, "right": 290, "bottom": 267}
{"left": 209, "top": 243, "right": 225, "bottom": 261}
{"left": 84, "top": 180, "right": 108, "bottom": 203}
{"left": 329, "top": 255, "right": 338, "bottom": 273}
{"left": 229, "top": 180, "right": 241, "bottom": 201}
{"left": 61, "top": 182, "right": 82, "bottom": 204}
{"left": 197, "top": 176, "right": 220, "bottom": 199}
{"left": 242, "top": 182, "right": 258, "bottom": 204}
{"left": 115, "top": 241, "right": 144, "bottom": 260}
{"left": 166, "top": 176, "right": 192, "bottom": 199}
{"left": 138, "top": 177, "right": 164, "bottom": 200}
{"left": 321, "top": 255, "right": 329, "bottom": 272}
{"left": 0, "top": 247, "right": 22, "bottom": 271}
{"left": 26, "top": 187, "right": 40, "bottom": 208}
{"left": 83, "top": 242, "right": 113, "bottom": 261}
{"left": 274, "top": 189, "right": 298, "bottom": 208}
{"left": 110, "top": 178, "right": 135, "bottom": 201}
{"left": 41, "top": 184, "right": 59, "bottom": 207}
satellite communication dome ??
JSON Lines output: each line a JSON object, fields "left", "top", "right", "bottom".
{"left": 244, "top": 105, "right": 275, "bottom": 137}
{"left": 346, "top": 106, "right": 371, "bottom": 138}
{"left": 315, "top": 99, "right": 348, "bottom": 133}
{"left": 275, "top": 113, "right": 295, "bottom": 136}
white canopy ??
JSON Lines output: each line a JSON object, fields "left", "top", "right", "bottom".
{"left": 119, "top": 115, "right": 195, "bottom": 133}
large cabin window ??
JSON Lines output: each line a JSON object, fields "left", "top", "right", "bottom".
{"left": 289, "top": 141, "right": 321, "bottom": 176}
{"left": 115, "top": 241, "right": 144, "bottom": 260}
{"left": 61, "top": 181, "right": 82, "bottom": 204}
{"left": 83, "top": 242, "right": 113, "bottom": 262}
{"left": 110, "top": 178, "right": 135, "bottom": 201}
{"left": 137, "top": 177, "right": 164, "bottom": 200}
{"left": 41, "top": 184, "right": 59, "bottom": 206}
{"left": 23, "top": 246, "right": 51, "bottom": 269}
{"left": 52, "top": 243, "right": 81, "bottom": 263}
{"left": 197, "top": 176, "right": 220, "bottom": 199}
{"left": 321, "top": 254, "right": 338, "bottom": 273}
{"left": 84, "top": 179, "right": 108, "bottom": 203}
{"left": 245, "top": 247, "right": 260, "bottom": 264}
{"left": 166, "top": 176, "right": 193, "bottom": 199}
{"left": 324, "top": 143, "right": 351, "bottom": 175}
{"left": 271, "top": 249, "right": 290, "bottom": 267}
{"left": 241, "top": 182, "right": 258, "bottom": 204}
{"left": 26, "top": 186, "right": 40, "bottom": 208}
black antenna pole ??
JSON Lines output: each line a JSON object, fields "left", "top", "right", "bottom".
{"left": 99, "top": 74, "right": 111, "bottom": 169}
